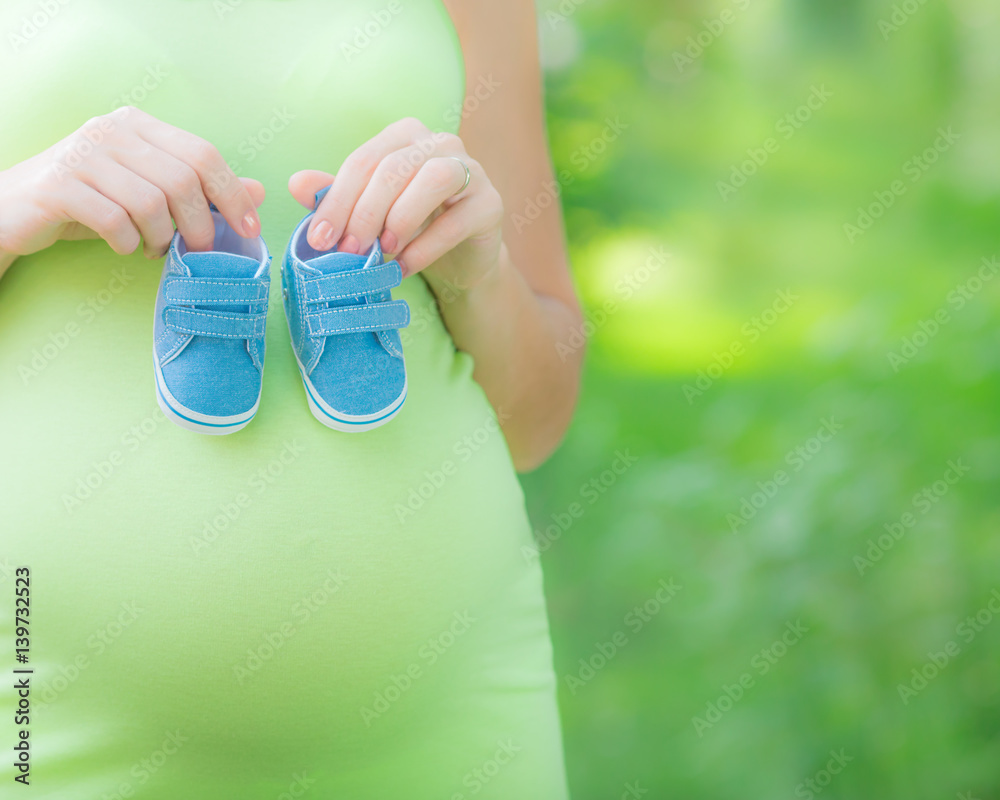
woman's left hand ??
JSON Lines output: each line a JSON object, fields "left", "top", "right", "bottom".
{"left": 288, "top": 117, "right": 504, "bottom": 293}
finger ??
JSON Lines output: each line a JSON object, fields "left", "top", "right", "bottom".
{"left": 307, "top": 117, "right": 431, "bottom": 252}
{"left": 241, "top": 177, "right": 266, "bottom": 209}
{"left": 395, "top": 195, "right": 500, "bottom": 276}
{"left": 82, "top": 160, "right": 175, "bottom": 258}
{"left": 137, "top": 119, "right": 261, "bottom": 238}
{"left": 382, "top": 157, "right": 479, "bottom": 256}
{"left": 344, "top": 145, "right": 462, "bottom": 255}
{"left": 113, "top": 154, "right": 264, "bottom": 252}
{"left": 56, "top": 181, "right": 141, "bottom": 256}
{"left": 288, "top": 169, "right": 337, "bottom": 210}
{"left": 113, "top": 145, "right": 215, "bottom": 251}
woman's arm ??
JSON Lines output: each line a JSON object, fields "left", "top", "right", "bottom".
{"left": 435, "top": 0, "right": 584, "bottom": 471}
{"left": 438, "top": 0, "right": 583, "bottom": 470}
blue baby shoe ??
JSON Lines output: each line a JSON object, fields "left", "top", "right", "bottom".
{"left": 281, "top": 186, "right": 410, "bottom": 432}
{"left": 153, "top": 206, "right": 271, "bottom": 435}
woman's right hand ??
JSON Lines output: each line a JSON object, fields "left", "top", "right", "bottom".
{"left": 0, "top": 105, "right": 264, "bottom": 264}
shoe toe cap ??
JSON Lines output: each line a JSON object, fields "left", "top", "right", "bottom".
{"left": 160, "top": 339, "right": 262, "bottom": 419}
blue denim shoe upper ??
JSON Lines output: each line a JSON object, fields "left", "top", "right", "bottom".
{"left": 153, "top": 208, "right": 271, "bottom": 427}
{"left": 282, "top": 186, "right": 410, "bottom": 427}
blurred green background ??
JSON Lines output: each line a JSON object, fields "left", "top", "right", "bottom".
{"left": 525, "top": 0, "right": 1000, "bottom": 797}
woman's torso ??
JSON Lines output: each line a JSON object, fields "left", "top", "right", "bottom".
{"left": 0, "top": 2, "right": 568, "bottom": 797}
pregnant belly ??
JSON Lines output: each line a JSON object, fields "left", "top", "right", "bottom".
{"left": 0, "top": 242, "right": 553, "bottom": 797}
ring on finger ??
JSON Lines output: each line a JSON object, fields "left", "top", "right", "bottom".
{"left": 445, "top": 156, "right": 471, "bottom": 196}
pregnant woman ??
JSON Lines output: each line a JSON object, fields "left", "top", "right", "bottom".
{"left": 0, "top": 1, "right": 583, "bottom": 797}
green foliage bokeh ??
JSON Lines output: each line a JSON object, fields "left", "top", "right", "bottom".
{"left": 527, "top": 0, "right": 1000, "bottom": 797}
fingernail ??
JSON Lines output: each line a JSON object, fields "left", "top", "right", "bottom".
{"left": 340, "top": 234, "right": 360, "bottom": 254}
{"left": 381, "top": 230, "right": 398, "bottom": 253}
{"left": 311, "top": 220, "right": 335, "bottom": 251}
{"left": 242, "top": 211, "right": 260, "bottom": 237}
{"left": 397, "top": 259, "right": 409, "bottom": 278}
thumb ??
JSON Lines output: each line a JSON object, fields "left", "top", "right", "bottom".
{"left": 288, "top": 169, "right": 337, "bottom": 209}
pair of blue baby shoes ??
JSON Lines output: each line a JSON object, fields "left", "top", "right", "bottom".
{"left": 152, "top": 187, "right": 409, "bottom": 435}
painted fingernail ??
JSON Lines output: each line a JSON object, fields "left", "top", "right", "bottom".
{"left": 311, "top": 220, "right": 335, "bottom": 251}
{"left": 381, "top": 230, "right": 398, "bottom": 253}
{"left": 242, "top": 211, "right": 260, "bottom": 237}
{"left": 340, "top": 234, "right": 360, "bottom": 254}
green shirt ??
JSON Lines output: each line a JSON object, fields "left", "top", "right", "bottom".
{"left": 0, "top": 2, "right": 569, "bottom": 797}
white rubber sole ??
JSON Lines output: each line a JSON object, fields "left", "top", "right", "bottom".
{"left": 293, "top": 351, "right": 406, "bottom": 433}
{"left": 153, "top": 347, "right": 259, "bottom": 435}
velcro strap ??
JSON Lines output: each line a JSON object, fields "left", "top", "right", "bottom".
{"left": 164, "top": 276, "right": 269, "bottom": 305}
{"left": 306, "top": 301, "right": 410, "bottom": 337}
{"left": 303, "top": 262, "right": 402, "bottom": 303}
{"left": 164, "top": 307, "right": 267, "bottom": 339}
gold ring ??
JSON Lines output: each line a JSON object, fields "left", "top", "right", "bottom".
{"left": 447, "top": 156, "right": 471, "bottom": 195}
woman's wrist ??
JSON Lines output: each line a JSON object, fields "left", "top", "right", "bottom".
{"left": 422, "top": 244, "right": 508, "bottom": 312}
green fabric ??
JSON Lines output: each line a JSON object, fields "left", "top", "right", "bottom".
{"left": 0, "top": 2, "right": 569, "bottom": 797}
